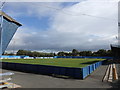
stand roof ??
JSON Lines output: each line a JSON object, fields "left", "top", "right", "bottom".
{"left": 0, "top": 11, "right": 22, "bottom": 26}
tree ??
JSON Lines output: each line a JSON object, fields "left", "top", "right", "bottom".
{"left": 3, "top": 52, "right": 8, "bottom": 55}
{"left": 16, "top": 50, "right": 27, "bottom": 55}
{"left": 8, "top": 53, "right": 15, "bottom": 55}
{"left": 85, "top": 51, "right": 92, "bottom": 56}
{"left": 57, "top": 52, "right": 66, "bottom": 56}
{"left": 32, "top": 51, "right": 40, "bottom": 57}
{"left": 16, "top": 49, "right": 112, "bottom": 57}
{"left": 106, "top": 50, "right": 112, "bottom": 56}
{"left": 94, "top": 49, "right": 107, "bottom": 56}
{"left": 72, "top": 49, "right": 79, "bottom": 56}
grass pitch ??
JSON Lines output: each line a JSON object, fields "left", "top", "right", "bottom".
{"left": 2, "top": 58, "right": 104, "bottom": 68}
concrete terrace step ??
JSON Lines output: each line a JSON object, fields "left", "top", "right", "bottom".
{"left": 102, "top": 65, "right": 110, "bottom": 82}
{"left": 102, "top": 64, "right": 118, "bottom": 82}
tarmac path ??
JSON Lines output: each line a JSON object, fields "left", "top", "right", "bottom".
{"left": 2, "top": 64, "right": 112, "bottom": 88}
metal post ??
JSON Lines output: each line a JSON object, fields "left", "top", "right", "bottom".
{"left": 0, "top": 15, "right": 3, "bottom": 56}
{"left": 118, "top": 2, "right": 120, "bottom": 46}
{"left": 0, "top": 1, "right": 5, "bottom": 56}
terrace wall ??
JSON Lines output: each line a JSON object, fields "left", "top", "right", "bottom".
{"left": 1, "top": 60, "right": 105, "bottom": 79}
{"left": 54, "top": 56, "right": 113, "bottom": 59}
{"left": 0, "top": 55, "right": 54, "bottom": 59}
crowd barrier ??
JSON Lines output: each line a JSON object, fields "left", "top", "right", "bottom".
{"left": 0, "top": 56, "right": 54, "bottom": 59}
{"left": 54, "top": 56, "right": 113, "bottom": 59}
{"left": 1, "top": 60, "right": 105, "bottom": 79}
{"left": 82, "top": 61, "right": 103, "bottom": 79}
{"left": 0, "top": 56, "right": 30, "bottom": 59}
{"left": 1, "top": 56, "right": 113, "bottom": 59}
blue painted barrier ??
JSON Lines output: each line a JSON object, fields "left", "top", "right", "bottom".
{"left": 65, "top": 68, "right": 74, "bottom": 77}
{"left": 2, "top": 62, "right": 7, "bottom": 69}
{"left": 54, "top": 66, "right": 60, "bottom": 75}
{"left": 54, "top": 56, "right": 113, "bottom": 59}
{"left": 7, "top": 63, "right": 15, "bottom": 70}
{"left": 46, "top": 66, "right": 54, "bottom": 74}
{"left": 32, "top": 65, "right": 39, "bottom": 74}
{"left": 74, "top": 68, "right": 82, "bottom": 78}
{"left": 82, "top": 66, "right": 89, "bottom": 79}
{"left": 93, "top": 64, "right": 96, "bottom": 71}
{"left": 38, "top": 65, "right": 49, "bottom": 74}
{"left": 89, "top": 65, "right": 93, "bottom": 74}
{"left": 81, "top": 60, "right": 104, "bottom": 79}
{"left": 1, "top": 60, "right": 105, "bottom": 79}
{"left": 59, "top": 67, "right": 66, "bottom": 75}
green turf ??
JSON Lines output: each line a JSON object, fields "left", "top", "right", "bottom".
{"left": 1, "top": 58, "right": 104, "bottom": 68}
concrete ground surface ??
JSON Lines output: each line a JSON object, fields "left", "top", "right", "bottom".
{"left": 1, "top": 64, "right": 113, "bottom": 88}
{"left": 111, "top": 63, "right": 120, "bottom": 88}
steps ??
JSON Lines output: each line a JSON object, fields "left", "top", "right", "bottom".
{"left": 0, "top": 72, "right": 18, "bottom": 89}
{"left": 102, "top": 64, "right": 118, "bottom": 82}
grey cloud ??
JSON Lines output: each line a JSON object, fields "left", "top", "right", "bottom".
{"left": 6, "top": 0, "right": 118, "bottom": 52}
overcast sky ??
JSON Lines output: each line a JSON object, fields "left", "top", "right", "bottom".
{"left": 2, "top": 0, "right": 118, "bottom": 52}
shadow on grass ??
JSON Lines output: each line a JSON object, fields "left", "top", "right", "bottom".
{"left": 81, "top": 61, "right": 99, "bottom": 64}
